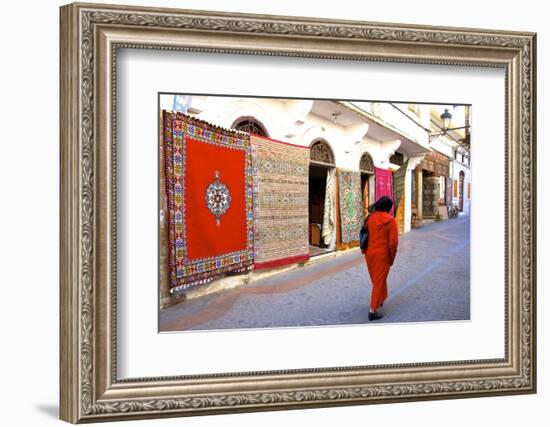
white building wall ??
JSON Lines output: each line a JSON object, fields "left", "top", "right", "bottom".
{"left": 418, "top": 105, "right": 431, "bottom": 129}
{"left": 430, "top": 137, "right": 454, "bottom": 158}
{"left": 351, "top": 102, "right": 430, "bottom": 151}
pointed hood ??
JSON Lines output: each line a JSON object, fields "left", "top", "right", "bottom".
{"left": 369, "top": 210, "right": 394, "bottom": 228}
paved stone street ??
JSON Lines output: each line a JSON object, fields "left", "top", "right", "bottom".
{"left": 160, "top": 215, "right": 470, "bottom": 331}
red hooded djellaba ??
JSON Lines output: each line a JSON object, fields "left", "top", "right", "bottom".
{"left": 361, "top": 196, "right": 398, "bottom": 321}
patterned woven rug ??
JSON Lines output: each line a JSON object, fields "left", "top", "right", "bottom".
{"left": 337, "top": 169, "right": 363, "bottom": 243}
{"left": 163, "top": 111, "right": 254, "bottom": 292}
{"left": 251, "top": 134, "right": 310, "bottom": 269}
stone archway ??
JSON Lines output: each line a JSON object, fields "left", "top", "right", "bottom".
{"left": 310, "top": 139, "right": 335, "bottom": 166}
{"left": 232, "top": 117, "right": 269, "bottom": 137}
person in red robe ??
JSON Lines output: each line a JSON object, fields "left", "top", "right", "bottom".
{"left": 361, "top": 196, "right": 398, "bottom": 321}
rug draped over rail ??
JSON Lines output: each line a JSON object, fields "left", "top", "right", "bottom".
{"left": 251, "top": 134, "right": 310, "bottom": 269}
{"left": 163, "top": 111, "right": 254, "bottom": 292}
{"left": 337, "top": 169, "right": 363, "bottom": 244}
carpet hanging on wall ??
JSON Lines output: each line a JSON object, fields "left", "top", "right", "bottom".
{"left": 321, "top": 169, "right": 335, "bottom": 246}
{"left": 163, "top": 111, "right": 254, "bottom": 292}
{"left": 375, "top": 166, "right": 395, "bottom": 216}
{"left": 251, "top": 134, "right": 310, "bottom": 269}
{"left": 337, "top": 169, "right": 363, "bottom": 243}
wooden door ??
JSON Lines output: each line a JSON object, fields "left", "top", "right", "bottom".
{"left": 396, "top": 190, "right": 405, "bottom": 234}
{"left": 459, "top": 171, "right": 465, "bottom": 211}
{"left": 361, "top": 174, "right": 370, "bottom": 217}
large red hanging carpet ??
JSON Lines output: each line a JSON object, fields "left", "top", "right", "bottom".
{"left": 163, "top": 111, "right": 254, "bottom": 292}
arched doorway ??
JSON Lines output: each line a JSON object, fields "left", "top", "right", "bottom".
{"left": 232, "top": 117, "right": 268, "bottom": 137}
{"left": 309, "top": 140, "right": 335, "bottom": 254}
{"left": 459, "top": 170, "right": 465, "bottom": 212}
{"left": 359, "top": 152, "right": 375, "bottom": 217}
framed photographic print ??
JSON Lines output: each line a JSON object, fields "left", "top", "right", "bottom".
{"left": 60, "top": 2, "right": 537, "bottom": 423}
{"left": 157, "top": 95, "right": 473, "bottom": 332}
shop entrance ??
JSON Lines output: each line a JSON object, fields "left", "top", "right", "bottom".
{"left": 309, "top": 164, "right": 328, "bottom": 248}
{"left": 360, "top": 152, "right": 375, "bottom": 217}
{"left": 309, "top": 140, "right": 335, "bottom": 256}
{"left": 422, "top": 170, "right": 440, "bottom": 219}
{"left": 422, "top": 175, "right": 440, "bottom": 219}
{"left": 419, "top": 152, "right": 451, "bottom": 222}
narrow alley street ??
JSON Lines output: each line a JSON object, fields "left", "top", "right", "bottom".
{"left": 160, "top": 215, "right": 470, "bottom": 331}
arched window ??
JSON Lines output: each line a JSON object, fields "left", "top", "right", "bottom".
{"left": 310, "top": 140, "right": 335, "bottom": 166}
{"left": 232, "top": 117, "right": 268, "bottom": 137}
{"left": 390, "top": 152, "right": 404, "bottom": 166}
{"left": 359, "top": 152, "right": 374, "bottom": 173}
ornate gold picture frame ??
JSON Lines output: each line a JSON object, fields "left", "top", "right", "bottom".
{"left": 60, "top": 2, "right": 536, "bottom": 423}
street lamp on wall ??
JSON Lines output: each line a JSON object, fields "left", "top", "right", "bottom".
{"left": 429, "top": 108, "right": 469, "bottom": 141}
{"left": 440, "top": 108, "right": 452, "bottom": 130}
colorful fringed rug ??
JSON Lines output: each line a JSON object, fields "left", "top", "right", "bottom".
{"left": 337, "top": 169, "right": 363, "bottom": 243}
{"left": 251, "top": 134, "right": 310, "bottom": 269}
{"left": 163, "top": 111, "right": 254, "bottom": 292}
